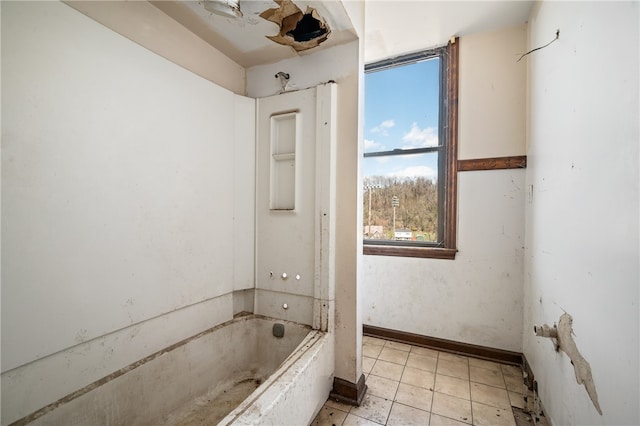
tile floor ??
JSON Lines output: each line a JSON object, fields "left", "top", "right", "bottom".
{"left": 311, "top": 336, "right": 525, "bottom": 426}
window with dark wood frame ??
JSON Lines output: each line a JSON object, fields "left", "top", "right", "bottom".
{"left": 363, "top": 39, "right": 458, "bottom": 260}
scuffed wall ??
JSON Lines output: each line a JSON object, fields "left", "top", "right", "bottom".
{"left": 246, "top": 38, "right": 363, "bottom": 385}
{"left": 1, "top": 2, "right": 255, "bottom": 424}
{"left": 362, "top": 24, "right": 527, "bottom": 352}
{"left": 523, "top": 1, "right": 639, "bottom": 424}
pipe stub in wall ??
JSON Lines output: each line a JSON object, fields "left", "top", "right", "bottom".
{"left": 533, "top": 323, "right": 557, "bottom": 338}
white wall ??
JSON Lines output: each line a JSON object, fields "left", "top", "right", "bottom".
{"left": 362, "top": 25, "right": 527, "bottom": 352}
{"left": 1, "top": 2, "right": 254, "bottom": 423}
{"left": 65, "top": 0, "right": 246, "bottom": 95}
{"left": 524, "top": 2, "right": 639, "bottom": 424}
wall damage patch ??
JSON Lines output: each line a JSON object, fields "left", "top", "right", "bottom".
{"left": 259, "top": 0, "right": 330, "bottom": 51}
{"left": 535, "top": 313, "right": 603, "bottom": 415}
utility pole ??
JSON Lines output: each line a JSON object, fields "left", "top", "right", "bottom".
{"left": 392, "top": 195, "right": 399, "bottom": 239}
{"left": 364, "top": 183, "right": 381, "bottom": 236}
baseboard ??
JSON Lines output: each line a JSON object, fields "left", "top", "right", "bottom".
{"left": 363, "top": 324, "right": 522, "bottom": 366}
{"left": 329, "top": 374, "right": 367, "bottom": 406}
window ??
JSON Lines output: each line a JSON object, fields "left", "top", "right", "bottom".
{"left": 363, "top": 40, "right": 458, "bottom": 259}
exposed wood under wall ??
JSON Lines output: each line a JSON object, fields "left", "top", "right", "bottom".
{"left": 458, "top": 155, "right": 527, "bottom": 172}
{"left": 329, "top": 374, "right": 367, "bottom": 406}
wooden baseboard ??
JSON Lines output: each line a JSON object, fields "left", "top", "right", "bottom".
{"left": 363, "top": 324, "right": 522, "bottom": 366}
{"left": 329, "top": 374, "right": 367, "bottom": 406}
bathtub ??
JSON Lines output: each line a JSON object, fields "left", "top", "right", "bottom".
{"left": 24, "top": 314, "right": 333, "bottom": 425}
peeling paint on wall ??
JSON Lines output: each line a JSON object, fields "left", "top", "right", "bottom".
{"left": 259, "top": 0, "right": 330, "bottom": 52}
{"left": 535, "top": 313, "right": 603, "bottom": 415}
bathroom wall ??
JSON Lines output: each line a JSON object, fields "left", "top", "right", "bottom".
{"left": 362, "top": 24, "right": 527, "bottom": 352}
{"left": 247, "top": 37, "right": 363, "bottom": 384}
{"left": 524, "top": 1, "right": 639, "bottom": 424}
{"left": 1, "top": 2, "right": 254, "bottom": 424}
{"left": 64, "top": 0, "right": 246, "bottom": 94}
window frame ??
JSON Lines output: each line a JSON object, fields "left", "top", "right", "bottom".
{"left": 363, "top": 39, "right": 459, "bottom": 260}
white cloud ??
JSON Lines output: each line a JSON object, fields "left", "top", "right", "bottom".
{"left": 364, "top": 139, "right": 384, "bottom": 151}
{"left": 401, "top": 123, "right": 438, "bottom": 148}
{"left": 370, "top": 119, "right": 395, "bottom": 135}
{"left": 387, "top": 166, "right": 437, "bottom": 182}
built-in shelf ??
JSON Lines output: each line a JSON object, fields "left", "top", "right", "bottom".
{"left": 270, "top": 111, "right": 299, "bottom": 211}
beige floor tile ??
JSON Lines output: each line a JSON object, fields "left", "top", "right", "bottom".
{"left": 406, "top": 352, "right": 438, "bottom": 372}
{"left": 437, "top": 359, "right": 469, "bottom": 380}
{"left": 411, "top": 346, "right": 439, "bottom": 358}
{"left": 366, "top": 374, "right": 400, "bottom": 400}
{"left": 435, "top": 374, "right": 471, "bottom": 400}
{"left": 471, "top": 401, "right": 516, "bottom": 426}
{"left": 387, "top": 403, "right": 431, "bottom": 426}
{"left": 503, "top": 374, "right": 523, "bottom": 393}
{"left": 508, "top": 391, "right": 524, "bottom": 409}
{"left": 325, "top": 398, "right": 354, "bottom": 412}
{"left": 468, "top": 358, "right": 502, "bottom": 373}
{"left": 371, "top": 359, "right": 405, "bottom": 381}
{"left": 401, "top": 366, "right": 436, "bottom": 389}
{"left": 394, "top": 382, "right": 433, "bottom": 412}
{"left": 500, "top": 364, "right": 522, "bottom": 378}
{"left": 311, "top": 404, "right": 349, "bottom": 426}
{"left": 438, "top": 352, "right": 469, "bottom": 363}
{"left": 363, "top": 343, "right": 384, "bottom": 359}
{"left": 349, "top": 394, "right": 392, "bottom": 425}
{"left": 431, "top": 392, "right": 472, "bottom": 424}
{"left": 379, "top": 347, "right": 410, "bottom": 365}
{"left": 363, "top": 356, "right": 376, "bottom": 375}
{"left": 363, "top": 336, "right": 387, "bottom": 347}
{"left": 430, "top": 413, "right": 472, "bottom": 426}
{"left": 469, "top": 366, "right": 505, "bottom": 388}
{"left": 343, "top": 413, "right": 384, "bottom": 426}
{"left": 385, "top": 341, "right": 412, "bottom": 352}
{"left": 470, "top": 382, "right": 511, "bottom": 410}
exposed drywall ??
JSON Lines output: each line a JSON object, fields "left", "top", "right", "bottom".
{"left": 523, "top": 1, "right": 639, "bottom": 425}
{"left": 362, "top": 25, "right": 527, "bottom": 353}
{"left": 534, "top": 313, "right": 602, "bottom": 415}
{"left": 1, "top": 2, "right": 255, "bottom": 423}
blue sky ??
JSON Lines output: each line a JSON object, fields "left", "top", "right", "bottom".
{"left": 364, "top": 57, "right": 440, "bottom": 183}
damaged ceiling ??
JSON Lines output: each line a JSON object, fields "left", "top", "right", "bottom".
{"left": 151, "top": 0, "right": 357, "bottom": 68}
{"left": 151, "top": 0, "right": 534, "bottom": 68}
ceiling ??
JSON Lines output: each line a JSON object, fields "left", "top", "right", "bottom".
{"left": 364, "top": 1, "right": 535, "bottom": 63}
{"left": 153, "top": 0, "right": 534, "bottom": 68}
{"left": 152, "top": 0, "right": 359, "bottom": 68}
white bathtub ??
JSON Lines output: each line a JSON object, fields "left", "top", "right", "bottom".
{"left": 24, "top": 314, "right": 333, "bottom": 425}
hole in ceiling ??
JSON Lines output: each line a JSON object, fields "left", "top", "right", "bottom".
{"left": 259, "top": 0, "right": 331, "bottom": 52}
{"left": 287, "top": 12, "right": 328, "bottom": 42}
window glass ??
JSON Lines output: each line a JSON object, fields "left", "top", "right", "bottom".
{"left": 364, "top": 56, "right": 443, "bottom": 246}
